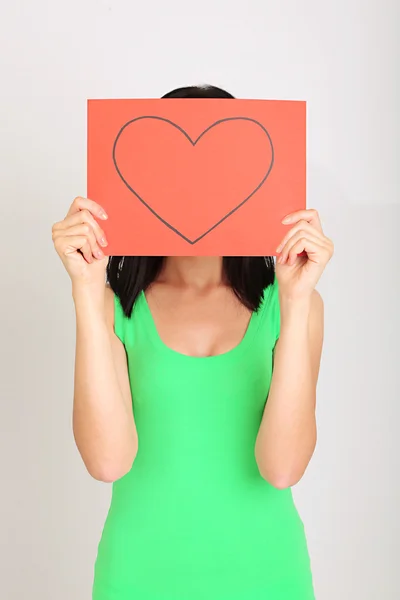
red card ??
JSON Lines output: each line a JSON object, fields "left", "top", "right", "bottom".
{"left": 87, "top": 99, "right": 306, "bottom": 256}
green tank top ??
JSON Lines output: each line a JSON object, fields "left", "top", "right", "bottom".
{"left": 93, "top": 277, "right": 314, "bottom": 600}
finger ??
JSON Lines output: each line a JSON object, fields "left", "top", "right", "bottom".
{"left": 276, "top": 220, "right": 327, "bottom": 253}
{"left": 282, "top": 208, "right": 322, "bottom": 232}
{"left": 66, "top": 196, "right": 108, "bottom": 221}
{"left": 78, "top": 240, "right": 95, "bottom": 264}
{"left": 287, "top": 238, "right": 325, "bottom": 266}
{"left": 55, "top": 236, "right": 94, "bottom": 264}
{"left": 62, "top": 224, "right": 104, "bottom": 259}
{"left": 53, "top": 210, "right": 108, "bottom": 247}
{"left": 53, "top": 224, "right": 105, "bottom": 260}
{"left": 279, "top": 231, "right": 325, "bottom": 265}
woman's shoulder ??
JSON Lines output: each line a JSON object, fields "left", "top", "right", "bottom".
{"left": 105, "top": 284, "right": 126, "bottom": 344}
{"left": 259, "top": 275, "right": 279, "bottom": 311}
{"left": 255, "top": 276, "right": 280, "bottom": 343}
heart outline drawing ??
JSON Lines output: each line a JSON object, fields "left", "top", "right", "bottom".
{"left": 112, "top": 116, "right": 274, "bottom": 245}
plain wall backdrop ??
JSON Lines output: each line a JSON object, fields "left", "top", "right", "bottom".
{"left": 1, "top": 1, "right": 399, "bottom": 598}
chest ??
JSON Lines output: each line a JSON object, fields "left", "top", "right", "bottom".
{"left": 144, "top": 287, "right": 253, "bottom": 358}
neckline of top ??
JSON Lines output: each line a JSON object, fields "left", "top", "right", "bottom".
{"left": 139, "top": 289, "right": 263, "bottom": 362}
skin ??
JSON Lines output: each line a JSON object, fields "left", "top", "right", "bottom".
{"left": 52, "top": 198, "right": 333, "bottom": 486}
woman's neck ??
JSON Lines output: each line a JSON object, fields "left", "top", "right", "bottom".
{"left": 160, "top": 256, "right": 224, "bottom": 290}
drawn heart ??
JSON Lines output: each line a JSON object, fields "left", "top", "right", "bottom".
{"left": 113, "top": 116, "right": 274, "bottom": 244}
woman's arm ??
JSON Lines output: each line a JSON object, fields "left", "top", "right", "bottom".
{"left": 72, "top": 283, "right": 138, "bottom": 482}
{"left": 255, "top": 289, "right": 324, "bottom": 489}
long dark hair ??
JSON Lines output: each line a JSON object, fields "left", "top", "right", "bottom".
{"left": 107, "top": 84, "right": 275, "bottom": 317}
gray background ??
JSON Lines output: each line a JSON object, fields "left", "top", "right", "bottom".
{"left": 1, "top": 1, "right": 399, "bottom": 598}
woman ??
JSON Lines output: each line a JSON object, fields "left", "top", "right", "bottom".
{"left": 52, "top": 85, "right": 333, "bottom": 599}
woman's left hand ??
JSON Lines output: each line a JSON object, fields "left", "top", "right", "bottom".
{"left": 275, "top": 208, "right": 334, "bottom": 299}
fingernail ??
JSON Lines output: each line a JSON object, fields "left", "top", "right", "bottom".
{"left": 95, "top": 249, "right": 104, "bottom": 259}
{"left": 276, "top": 245, "right": 282, "bottom": 252}
{"left": 282, "top": 216, "right": 291, "bottom": 224}
{"left": 99, "top": 237, "right": 108, "bottom": 247}
{"left": 99, "top": 210, "right": 108, "bottom": 220}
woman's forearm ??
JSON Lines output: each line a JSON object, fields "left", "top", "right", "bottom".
{"left": 72, "top": 285, "right": 137, "bottom": 482}
{"left": 255, "top": 292, "right": 323, "bottom": 489}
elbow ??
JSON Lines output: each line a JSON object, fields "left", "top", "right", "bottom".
{"left": 74, "top": 429, "right": 139, "bottom": 483}
{"left": 85, "top": 446, "right": 138, "bottom": 483}
{"left": 88, "top": 456, "right": 135, "bottom": 483}
{"left": 256, "top": 459, "right": 306, "bottom": 490}
{"left": 255, "top": 433, "right": 317, "bottom": 490}
{"left": 271, "top": 474, "right": 302, "bottom": 490}
{"left": 89, "top": 466, "right": 128, "bottom": 483}
{"left": 258, "top": 468, "right": 301, "bottom": 490}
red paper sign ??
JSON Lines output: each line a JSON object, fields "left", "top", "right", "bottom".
{"left": 87, "top": 99, "right": 306, "bottom": 256}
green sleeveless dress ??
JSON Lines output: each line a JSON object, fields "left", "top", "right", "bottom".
{"left": 92, "top": 277, "right": 315, "bottom": 599}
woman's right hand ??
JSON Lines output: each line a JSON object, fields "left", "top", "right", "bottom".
{"left": 52, "top": 196, "right": 109, "bottom": 286}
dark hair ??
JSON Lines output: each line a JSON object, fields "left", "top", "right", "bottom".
{"left": 107, "top": 84, "right": 275, "bottom": 316}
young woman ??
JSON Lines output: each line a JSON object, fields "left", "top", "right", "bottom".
{"left": 52, "top": 86, "right": 333, "bottom": 600}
